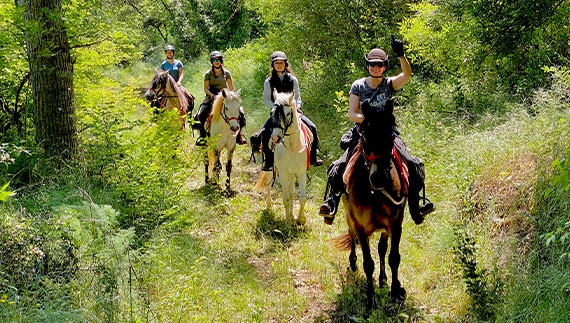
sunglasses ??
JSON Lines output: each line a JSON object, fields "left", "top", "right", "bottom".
{"left": 368, "top": 61, "right": 386, "bottom": 68}
{"left": 212, "top": 58, "right": 222, "bottom": 63}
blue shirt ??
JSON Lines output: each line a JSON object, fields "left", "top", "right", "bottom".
{"left": 160, "top": 59, "right": 183, "bottom": 82}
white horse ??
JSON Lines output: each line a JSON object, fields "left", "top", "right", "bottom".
{"left": 255, "top": 90, "right": 313, "bottom": 225}
{"left": 204, "top": 88, "right": 242, "bottom": 188}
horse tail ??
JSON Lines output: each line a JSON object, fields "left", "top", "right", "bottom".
{"left": 330, "top": 234, "right": 357, "bottom": 251}
{"left": 254, "top": 172, "right": 267, "bottom": 191}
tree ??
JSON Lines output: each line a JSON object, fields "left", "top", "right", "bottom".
{"left": 18, "top": 0, "right": 77, "bottom": 159}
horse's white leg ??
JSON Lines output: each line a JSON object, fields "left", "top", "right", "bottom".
{"left": 282, "top": 174, "right": 294, "bottom": 221}
{"left": 264, "top": 171, "right": 272, "bottom": 209}
{"left": 297, "top": 172, "right": 307, "bottom": 225}
{"left": 225, "top": 147, "right": 235, "bottom": 189}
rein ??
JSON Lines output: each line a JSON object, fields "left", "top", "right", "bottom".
{"left": 273, "top": 104, "right": 298, "bottom": 138}
{"left": 149, "top": 76, "right": 182, "bottom": 109}
{"left": 361, "top": 143, "right": 406, "bottom": 206}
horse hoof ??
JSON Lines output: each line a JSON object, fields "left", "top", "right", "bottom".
{"left": 391, "top": 286, "right": 406, "bottom": 303}
{"left": 296, "top": 216, "right": 306, "bottom": 225}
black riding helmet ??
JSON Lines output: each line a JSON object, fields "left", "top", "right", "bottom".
{"left": 210, "top": 51, "right": 223, "bottom": 63}
{"left": 165, "top": 45, "right": 175, "bottom": 53}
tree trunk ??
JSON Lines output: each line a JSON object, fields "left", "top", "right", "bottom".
{"left": 20, "top": 0, "right": 77, "bottom": 159}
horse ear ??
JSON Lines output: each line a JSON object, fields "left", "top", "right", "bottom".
{"left": 236, "top": 89, "right": 241, "bottom": 96}
{"left": 154, "top": 67, "right": 158, "bottom": 73}
{"left": 222, "top": 88, "right": 228, "bottom": 98}
{"left": 273, "top": 88, "right": 279, "bottom": 101}
{"left": 288, "top": 93, "right": 295, "bottom": 104}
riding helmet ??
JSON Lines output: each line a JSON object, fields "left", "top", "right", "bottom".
{"left": 271, "top": 51, "right": 288, "bottom": 62}
{"left": 210, "top": 51, "right": 223, "bottom": 63}
{"left": 364, "top": 48, "right": 388, "bottom": 70}
{"left": 165, "top": 45, "right": 176, "bottom": 53}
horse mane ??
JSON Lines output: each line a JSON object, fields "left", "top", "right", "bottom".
{"left": 210, "top": 94, "right": 224, "bottom": 122}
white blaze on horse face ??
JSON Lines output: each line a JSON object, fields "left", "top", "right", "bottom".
{"left": 223, "top": 91, "right": 241, "bottom": 133}
{"left": 271, "top": 127, "right": 282, "bottom": 144}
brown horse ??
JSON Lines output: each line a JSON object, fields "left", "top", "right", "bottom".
{"left": 144, "top": 70, "right": 194, "bottom": 128}
{"left": 334, "top": 100, "right": 408, "bottom": 309}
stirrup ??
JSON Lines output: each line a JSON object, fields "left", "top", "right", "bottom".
{"left": 196, "top": 137, "right": 206, "bottom": 146}
{"left": 318, "top": 198, "right": 338, "bottom": 225}
{"left": 418, "top": 186, "right": 435, "bottom": 217}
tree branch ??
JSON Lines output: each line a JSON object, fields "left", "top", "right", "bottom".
{"left": 13, "top": 72, "right": 30, "bottom": 115}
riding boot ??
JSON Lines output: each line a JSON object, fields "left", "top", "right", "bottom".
{"left": 261, "top": 131, "right": 273, "bottom": 171}
{"left": 407, "top": 158, "right": 435, "bottom": 224}
{"left": 262, "top": 145, "right": 274, "bottom": 171}
{"left": 310, "top": 148, "right": 324, "bottom": 166}
{"left": 236, "top": 107, "right": 247, "bottom": 145}
{"left": 196, "top": 126, "right": 207, "bottom": 146}
{"left": 319, "top": 192, "right": 342, "bottom": 225}
{"left": 236, "top": 129, "right": 247, "bottom": 145}
{"left": 318, "top": 160, "right": 347, "bottom": 224}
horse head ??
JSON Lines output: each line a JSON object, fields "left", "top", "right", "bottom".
{"left": 360, "top": 99, "right": 396, "bottom": 191}
{"left": 145, "top": 70, "right": 169, "bottom": 102}
{"left": 270, "top": 90, "right": 296, "bottom": 144}
{"left": 213, "top": 88, "right": 242, "bottom": 133}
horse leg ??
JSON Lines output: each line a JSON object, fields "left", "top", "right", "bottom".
{"left": 296, "top": 173, "right": 307, "bottom": 225}
{"left": 357, "top": 230, "right": 376, "bottom": 309}
{"left": 264, "top": 171, "right": 272, "bottom": 209}
{"left": 349, "top": 228, "right": 358, "bottom": 272}
{"left": 378, "top": 232, "right": 388, "bottom": 288}
{"left": 204, "top": 151, "right": 209, "bottom": 183}
{"left": 282, "top": 175, "right": 294, "bottom": 221}
{"left": 389, "top": 222, "right": 406, "bottom": 302}
{"left": 225, "top": 148, "right": 234, "bottom": 189}
{"left": 214, "top": 150, "right": 222, "bottom": 183}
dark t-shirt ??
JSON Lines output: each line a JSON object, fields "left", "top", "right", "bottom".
{"left": 349, "top": 77, "right": 395, "bottom": 113}
{"left": 204, "top": 68, "right": 232, "bottom": 95}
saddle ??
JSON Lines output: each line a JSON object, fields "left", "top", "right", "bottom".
{"left": 343, "top": 142, "right": 409, "bottom": 199}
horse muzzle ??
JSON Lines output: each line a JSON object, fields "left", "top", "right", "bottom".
{"left": 144, "top": 90, "right": 155, "bottom": 102}
{"left": 368, "top": 164, "right": 389, "bottom": 191}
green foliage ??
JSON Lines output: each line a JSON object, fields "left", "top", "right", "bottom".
{"left": 0, "top": 1, "right": 30, "bottom": 139}
{"left": 0, "top": 210, "right": 78, "bottom": 296}
{"left": 54, "top": 202, "right": 136, "bottom": 321}
{"left": 453, "top": 227, "right": 504, "bottom": 321}
{"left": 0, "top": 182, "right": 14, "bottom": 202}
{"left": 540, "top": 147, "right": 570, "bottom": 260}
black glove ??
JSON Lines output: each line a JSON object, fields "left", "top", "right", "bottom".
{"left": 391, "top": 35, "right": 405, "bottom": 57}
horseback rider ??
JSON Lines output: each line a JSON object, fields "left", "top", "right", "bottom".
{"left": 193, "top": 51, "right": 247, "bottom": 146}
{"left": 260, "top": 51, "right": 323, "bottom": 171}
{"left": 318, "top": 38, "right": 435, "bottom": 225}
{"left": 157, "top": 45, "right": 194, "bottom": 116}
{"left": 161, "top": 45, "right": 184, "bottom": 86}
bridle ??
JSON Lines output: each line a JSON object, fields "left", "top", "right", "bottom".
{"left": 220, "top": 102, "right": 239, "bottom": 132}
{"left": 359, "top": 128, "right": 406, "bottom": 206}
{"left": 272, "top": 103, "right": 297, "bottom": 140}
{"left": 149, "top": 74, "right": 179, "bottom": 109}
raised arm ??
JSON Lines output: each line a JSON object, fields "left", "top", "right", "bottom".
{"left": 388, "top": 37, "right": 412, "bottom": 90}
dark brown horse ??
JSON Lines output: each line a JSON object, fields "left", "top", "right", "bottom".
{"left": 334, "top": 100, "right": 408, "bottom": 309}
